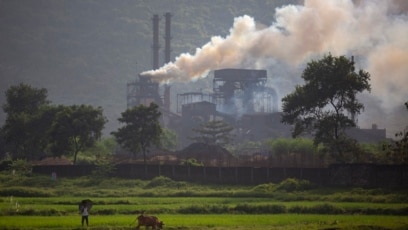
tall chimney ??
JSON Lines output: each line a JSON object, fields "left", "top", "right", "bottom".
{"left": 152, "top": 14, "right": 160, "bottom": 70}
{"left": 164, "top": 12, "right": 172, "bottom": 111}
{"left": 164, "top": 12, "right": 172, "bottom": 63}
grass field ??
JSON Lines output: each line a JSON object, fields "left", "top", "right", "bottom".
{"left": 1, "top": 214, "right": 408, "bottom": 229}
{"left": 0, "top": 173, "right": 408, "bottom": 229}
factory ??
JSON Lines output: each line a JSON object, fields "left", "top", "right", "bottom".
{"left": 126, "top": 13, "right": 386, "bottom": 150}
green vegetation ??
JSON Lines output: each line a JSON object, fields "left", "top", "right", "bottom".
{"left": 1, "top": 214, "right": 407, "bottom": 230}
{"left": 282, "top": 54, "right": 371, "bottom": 163}
{"left": 190, "top": 120, "right": 234, "bottom": 146}
{"left": 384, "top": 101, "right": 408, "bottom": 164}
{"left": 112, "top": 102, "right": 162, "bottom": 164}
{"left": 1, "top": 83, "right": 108, "bottom": 164}
{"left": 0, "top": 173, "right": 407, "bottom": 229}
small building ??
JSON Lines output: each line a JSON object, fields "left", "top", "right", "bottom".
{"left": 347, "top": 124, "right": 387, "bottom": 143}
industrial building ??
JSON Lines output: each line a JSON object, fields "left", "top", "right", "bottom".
{"left": 126, "top": 13, "right": 386, "bottom": 150}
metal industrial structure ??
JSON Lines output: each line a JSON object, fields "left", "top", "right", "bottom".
{"left": 126, "top": 13, "right": 287, "bottom": 148}
{"left": 127, "top": 75, "right": 162, "bottom": 108}
{"left": 212, "top": 69, "right": 278, "bottom": 114}
{"left": 126, "top": 13, "right": 386, "bottom": 149}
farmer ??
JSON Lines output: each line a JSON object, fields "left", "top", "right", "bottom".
{"left": 80, "top": 202, "right": 89, "bottom": 226}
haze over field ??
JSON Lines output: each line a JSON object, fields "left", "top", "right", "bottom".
{"left": 1, "top": 0, "right": 407, "bottom": 137}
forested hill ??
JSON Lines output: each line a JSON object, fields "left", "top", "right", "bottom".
{"left": 0, "top": 0, "right": 297, "bottom": 135}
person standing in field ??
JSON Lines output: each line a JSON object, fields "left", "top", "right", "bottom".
{"left": 80, "top": 202, "right": 89, "bottom": 227}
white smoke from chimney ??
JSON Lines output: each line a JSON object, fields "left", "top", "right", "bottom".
{"left": 141, "top": 0, "right": 408, "bottom": 110}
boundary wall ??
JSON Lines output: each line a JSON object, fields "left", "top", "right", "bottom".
{"left": 32, "top": 163, "right": 408, "bottom": 188}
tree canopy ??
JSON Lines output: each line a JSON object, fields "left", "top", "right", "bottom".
{"left": 281, "top": 54, "right": 371, "bottom": 162}
{"left": 1, "top": 83, "right": 110, "bottom": 163}
{"left": 49, "top": 105, "right": 107, "bottom": 164}
{"left": 2, "top": 83, "right": 51, "bottom": 159}
{"left": 190, "top": 120, "right": 234, "bottom": 147}
{"left": 112, "top": 103, "right": 162, "bottom": 164}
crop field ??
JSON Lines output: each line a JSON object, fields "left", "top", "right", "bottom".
{"left": 0, "top": 173, "right": 407, "bottom": 229}
{"left": 1, "top": 214, "right": 408, "bottom": 229}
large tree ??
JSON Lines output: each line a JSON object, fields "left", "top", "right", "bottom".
{"left": 112, "top": 103, "right": 162, "bottom": 164}
{"left": 190, "top": 120, "right": 234, "bottom": 147}
{"left": 281, "top": 54, "right": 371, "bottom": 162}
{"left": 49, "top": 104, "right": 107, "bottom": 164}
{"left": 2, "top": 83, "right": 51, "bottom": 159}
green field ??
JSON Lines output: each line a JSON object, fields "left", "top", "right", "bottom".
{"left": 0, "top": 173, "right": 407, "bottom": 229}
{"left": 1, "top": 214, "right": 408, "bottom": 229}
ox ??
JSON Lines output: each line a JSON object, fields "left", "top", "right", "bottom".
{"left": 135, "top": 214, "right": 164, "bottom": 229}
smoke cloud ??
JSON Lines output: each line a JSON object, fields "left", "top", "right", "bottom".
{"left": 142, "top": 0, "right": 408, "bottom": 111}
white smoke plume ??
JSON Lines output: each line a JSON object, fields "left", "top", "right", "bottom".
{"left": 142, "top": 0, "right": 408, "bottom": 111}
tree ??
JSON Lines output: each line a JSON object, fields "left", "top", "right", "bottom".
{"left": 84, "top": 137, "right": 117, "bottom": 157}
{"left": 3, "top": 83, "right": 50, "bottom": 115}
{"left": 190, "top": 120, "right": 234, "bottom": 146}
{"left": 160, "top": 128, "right": 178, "bottom": 151}
{"left": 2, "top": 83, "right": 51, "bottom": 159}
{"left": 384, "top": 101, "right": 408, "bottom": 163}
{"left": 112, "top": 103, "right": 162, "bottom": 164}
{"left": 49, "top": 105, "right": 107, "bottom": 164}
{"left": 281, "top": 54, "right": 371, "bottom": 162}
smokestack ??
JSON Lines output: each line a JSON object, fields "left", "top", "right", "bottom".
{"left": 164, "top": 12, "right": 172, "bottom": 63}
{"left": 164, "top": 12, "right": 172, "bottom": 111}
{"left": 152, "top": 14, "right": 160, "bottom": 70}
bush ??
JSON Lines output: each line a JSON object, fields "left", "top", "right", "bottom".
{"left": 180, "top": 158, "right": 204, "bottom": 166}
{"left": 9, "top": 159, "right": 32, "bottom": 176}
{"left": 251, "top": 183, "right": 275, "bottom": 192}
{"left": 276, "top": 178, "right": 314, "bottom": 192}
{"left": 145, "top": 176, "right": 186, "bottom": 188}
{"left": 92, "top": 157, "right": 116, "bottom": 178}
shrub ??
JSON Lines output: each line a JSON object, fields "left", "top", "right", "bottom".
{"left": 9, "top": 159, "right": 32, "bottom": 176}
{"left": 251, "top": 183, "right": 275, "bottom": 192}
{"left": 180, "top": 158, "right": 204, "bottom": 166}
{"left": 92, "top": 156, "right": 116, "bottom": 178}
{"left": 145, "top": 176, "right": 186, "bottom": 188}
{"left": 276, "top": 178, "right": 314, "bottom": 192}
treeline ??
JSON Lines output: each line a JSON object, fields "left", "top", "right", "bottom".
{"left": 0, "top": 83, "right": 107, "bottom": 164}
{"left": 1, "top": 89, "right": 407, "bottom": 169}
{"left": 1, "top": 54, "right": 407, "bottom": 167}
{"left": 225, "top": 138, "right": 398, "bottom": 168}
{"left": 0, "top": 83, "right": 176, "bottom": 167}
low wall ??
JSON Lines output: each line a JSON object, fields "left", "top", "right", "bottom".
{"left": 32, "top": 163, "right": 408, "bottom": 188}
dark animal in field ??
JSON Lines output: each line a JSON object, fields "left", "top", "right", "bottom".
{"left": 135, "top": 214, "right": 164, "bottom": 229}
